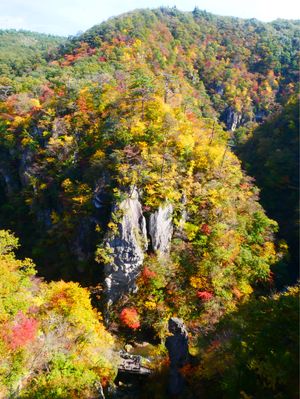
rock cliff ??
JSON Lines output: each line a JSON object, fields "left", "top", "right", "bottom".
{"left": 149, "top": 203, "right": 173, "bottom": 255}
{"left": 165, "top": 317, "right": 189, "bottom": 395}
{"left": 104, "top": 187, "right": 147, "bottom": 304}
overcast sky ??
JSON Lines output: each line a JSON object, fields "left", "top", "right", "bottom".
{"left": 0, "top": 0, "right": 299, "bottom": 36}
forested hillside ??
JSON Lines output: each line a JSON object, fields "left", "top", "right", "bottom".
{"left": 0, "top": 30, "right": 64, "bottom": 83}
{"left": 0, "top": 7, "right": 298, "bottom": 398}
{"left": 237, "top": 96, "right": 299, "bottom": 283}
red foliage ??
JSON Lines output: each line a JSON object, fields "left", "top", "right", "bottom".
{"left": 101, "top": 376, "right": 109, "bottom": 387}
{"left": 240, "top": 183, "right": 250, "bottom": 190}
{"left": 201, "top": 224, "right": 211, "bottom": 235}
{"left": 180, "top": 363, "right": 195, "bottom": 377}
{"left": 2, "top": 312, "right": 38, "bottom": 350}
{"left": 207, "top": 339, "right": 221, "bottom": 352}
{"left": 56, "top": 89, "right": 65, "bottom": 97}
{"left": 232, "top": 287, "right": 242, "bottom": 299}
{"left": 141, "top": 266, "right": 156, "bottom": 282}
{"left": 40, "top": 85, "right": 55, "bottom": 102}
{"left": 120, "top": 308, "right": 140, "bottom": 329}
{"left": 186, "top": 111, "right": 197, "bottom": 122}
{"left": 197, "top": 291, "right": 213, "bottom": 301}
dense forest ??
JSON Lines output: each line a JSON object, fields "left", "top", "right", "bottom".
{"left": 0, "top": 8, "right": 299, "bottom": 398}
{"left": 236, "top": 96, "right": 299, "bottom": 283}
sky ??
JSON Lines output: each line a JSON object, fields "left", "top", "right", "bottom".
{"left": 0, "top": 0, "right": 299, "bottom": 36}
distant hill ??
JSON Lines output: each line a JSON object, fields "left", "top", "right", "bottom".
{"left": 0, "top": 30, "right": 65, "bottom": 79}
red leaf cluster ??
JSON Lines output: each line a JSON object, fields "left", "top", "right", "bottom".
{"left": 3, "top": 312, "right": 38, "bottom": 350}
{"left": 200, "top": 224, "right": 211, "bottom": 235}
{"left": 120, "top": 307, "right": 140, "bottom": 329}
{"left": 141, "top": 266, "right": 156, "bottom": 282}
{"left": 197, "top": 291, "right": 213, "bottom": 301}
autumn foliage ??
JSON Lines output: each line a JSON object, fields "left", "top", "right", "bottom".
{"left": 0, "top": 9, "right": 298, "bottom": 398}
{"left": 142, "top": 266, "right": 157, "bottom": 282}
{"left": 2, "top": 312, "right": 38, "bottom": 350}
{"left": 120, "top": 307, "right": 141, "bottom": 329}
{"left": 0, "top": 230, "right": 116, "bottom": 398}
{"left": 197, "top": 291, "right": 214, "bottom": 301}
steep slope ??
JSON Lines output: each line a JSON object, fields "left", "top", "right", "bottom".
{"left": 0, "top": 8, "right": 297, "bottom": 326}
{"left": 74, "top": 8, "right": 299, "bottom": 128}
{"left": 186, "top": 286, "right": 299, "bottom": 399}
{"left": 0, "top": 230, "right": 116, "bottom": 398}
{"left": 237, "top": 96, "right": 299, "bottom": 282}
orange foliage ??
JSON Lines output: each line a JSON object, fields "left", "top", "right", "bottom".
{"left": 120, "top": 307, "right": 140, "bottom": 329}
{"left": 141, "top": 266, "right": 157, "bottom": 282}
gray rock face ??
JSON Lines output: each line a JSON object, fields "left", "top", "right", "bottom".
{"left": 224, "top": 106, "right": 242, "bottom": 131}
{"left": 93, "top": 175, "right": 110, "bottom": 211}
{"left": 165, "top": 317, "right": 189, "bottom": 396}
{"left": 104, "top": 187, "right": 148, "bottom": 303}
{"left": 149, "top": 203, "right": 173, "bottom": 255}
{"left": 174, "top": 194, "right": 187, "bottom": 239}
{"left": 19, "top": 149, "right": 34, "bottom": 187}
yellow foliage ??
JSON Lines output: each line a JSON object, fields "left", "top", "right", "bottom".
{"left": 261, "top": 241, "right": 277, "bottom": 263}
{"left": 176, "top": 131, "right": 195, "bottom": 151}
{"left": 189, "top": 276, "right": 208, "bottom": 290}
{"left": 63, "top": 135, "right": 74, "bottom": 145}
{"left": 107, "top": 221, "right": 118, "bottom": 232}
{"left": 51, "top": 211, "right": 60, "bottom": 224}
{"left": 91, "top": 149, "right": 105, "bottom": 163}
{"left": 29, "top": 98, "right": 41, "bottom": 109}
{"left": 21, "top": 136, "right": 34, "bottom": 147}
{"left": 184, "top": 222, "right": 199, "bottom": 240}
{"left": 131, "top": 120, "right": 146, "bottom": 136}
{"left": 72, "top": 195, "right": 86, "bottom": 205}
{"left": 238, "top": 280, "right": 253, "bottom": 296}
{"left": 11, "top": 115, "right": 26, "bottom": 127}
{"left": 95, "top": 224, "right": 101, "bottom": 233}
{"left": 61, "top": 178, "right": 73, "bottom": 192}
{"left": 145, "top": 300, "right": 157, "bottom": 310}
{"left": 133, "top": 39, "right": 142, "bottom": 49}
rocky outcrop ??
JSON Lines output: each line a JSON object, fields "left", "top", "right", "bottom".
{"left": 104, "top": 187, "right": 148, "bottom": 304}
{"left": 174, "top": 194, "right": 187, "bottom": 239}
{"left": 93, "top": 175, "right": 111, "bottom": 211}
{"left": 19, "top": 149, "right": 35, "bottom": 187}
{"left": 165, "top": 317, "right": 189, "bottom": 396}
{"left": 224, "top": 106, "right": 242, "bottom": 131}
{"left": 149, "top": 203, "right": 173, "bottom": 255}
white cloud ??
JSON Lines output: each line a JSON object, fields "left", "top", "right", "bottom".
{"left": 0, "top": 15, "right": 27, "bottom": 30}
